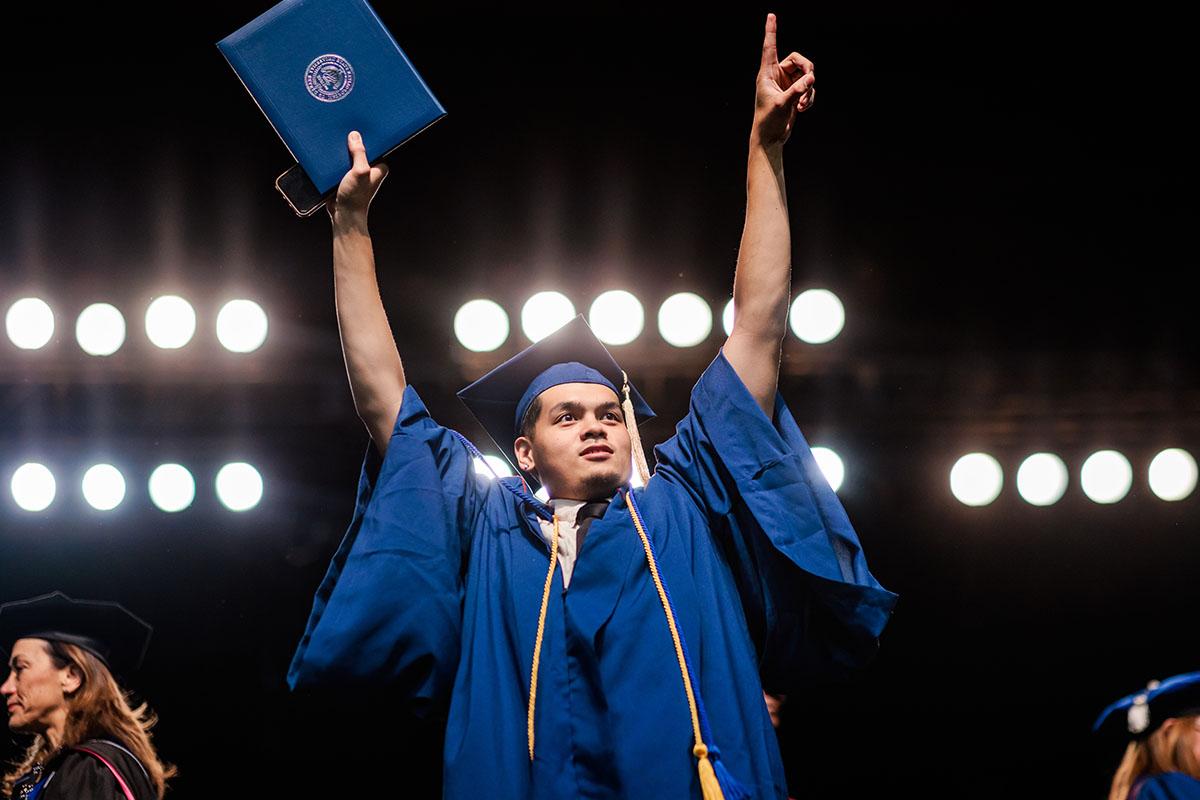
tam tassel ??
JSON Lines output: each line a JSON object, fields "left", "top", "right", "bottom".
{"left": 621, "top": 369, "right": 651, "bottom": 485}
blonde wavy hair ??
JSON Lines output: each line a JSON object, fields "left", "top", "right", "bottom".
{"left": 1108, "top": 714, "right": 1200, "bottom": 800}
{"left": 2, "top": 640, "right": 175, "bottom": 799}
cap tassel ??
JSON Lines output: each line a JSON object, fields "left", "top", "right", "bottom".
{"left": 621, "top": 370, "right": 651, "bottom": 486}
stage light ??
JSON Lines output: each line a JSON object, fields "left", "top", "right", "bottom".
{"left": 215, "top": 462, "right": 263, "bottom": 511}
{"left": 722, "top": 299, "right": 735, "bottom": 336}
{"left": 145, "top": 295, "right": 196, "bottom": 349}
{"left": 588, "top": 290, "right": 644, "bottom": 345}
{"left": 148, "top": 464, "right": 195, "bottom": 512}
{"left": 1016, "top": 453, "right": 1068, "bottom": 506}
{"left": 789, "top": 289, "right": 844, "bottom": 344}
{"left": 1148, "top": 448, "right": 1197, "bottom": 502}
{"left": 1080, "top": 450, "right": 1133, "bottom": 504}
{"left": 473, "top": 455, "right": 515, "bottom": 480}
{"left": 658, "top": 293, "right": 712, "bottom": 347}
{"left": 521, "top": 291, "right": 575, "bottom": 343}
{"left": 6, "top": 298, "right": 54, "bottom": 350}
{"left": 216, "top": 299, "right": 269, "bottom": 353}
{"left": 455, "top": 299, "right": 509, "bottom": 352}
{"left": 11, "top": 463, "right": 55, "bottom": 512}
{"left": 950, "top": 453, "right": 1003, "bottom": 506}
{"left": 811, "top": 447, "right": 845, "bottom": 492}
{"left": 75, "top": 303, "right": 126, "bottom": 356}
{"left": 82, "top": 464, "right": 126, "bottom": 511}
{"left": 629, "top": 456, "right": 646, "bottom": 489}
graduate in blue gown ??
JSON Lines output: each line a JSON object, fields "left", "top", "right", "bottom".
{"left": 1095, "top": 672, "right": 1200, "bottom": 800}
{"left": 288, "top": 14, "right": 896, "bottom": 799}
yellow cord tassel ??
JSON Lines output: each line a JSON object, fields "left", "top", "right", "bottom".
{"left": 695, "top": 744, "right": 725, "bottom": 800}
{"left": 527, "top": 515, "right": 560, "bottom": 761}
{"left": 621, "top": 369, "right": 651, "bottom": 486}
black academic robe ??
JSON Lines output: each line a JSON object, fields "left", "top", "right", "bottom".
{"left": 10, "top": 739, "right": 154, "bottom": 800}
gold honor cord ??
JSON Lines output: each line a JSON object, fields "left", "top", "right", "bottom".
{"left": 524, "top": 485, "right": 729, "bottom": 796}
{"left": 627, "top": 497, "right": 728, "bottom": 800}
{"left": 528, "top": 515, "right": 560, "bottom": 760}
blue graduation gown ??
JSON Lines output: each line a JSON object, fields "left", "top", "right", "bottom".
{"left": 1133, "top": 773, "right": 1200, "bottom": 800}
{"left": 288, "top": 350, "right": 897, "bottom": 799}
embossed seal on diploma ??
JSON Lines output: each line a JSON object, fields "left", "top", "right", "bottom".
{"left": 304, "top": 54, "right": 355, "bottom": 102}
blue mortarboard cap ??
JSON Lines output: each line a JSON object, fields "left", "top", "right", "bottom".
{"left": 1093, "top": 671, "right": 1200, "bottom": 739}
{"left": 457, "top": 316, "right": 655, "bottom": 485}
{"left": 0, "top": 591, "right": 153, "bottom": 677}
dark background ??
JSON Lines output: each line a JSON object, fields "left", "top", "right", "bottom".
{"left": 2, "top": 4, "right": 1197, "bottom": 798}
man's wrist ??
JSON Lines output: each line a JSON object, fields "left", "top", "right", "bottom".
{"left": 332, "top": 208, "right": 370, "bottom": 237}
{"left": 748, "top": 131, "right": 785, "bottom": 160}
{"left": 748, "top": 137, "right": 785, "bottom": 173}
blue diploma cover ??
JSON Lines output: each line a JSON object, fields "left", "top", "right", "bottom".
{"left": 218, "top": 0, "right": 446, "bottom": 216}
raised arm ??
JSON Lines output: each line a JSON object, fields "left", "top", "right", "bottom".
{"left": 328, "top": 131, "right": 405, "bottom": 455}
{"left": 722, "top": 13, "right": 815, "bottom": 417}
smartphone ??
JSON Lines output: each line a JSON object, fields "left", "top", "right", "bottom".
{"left": 275, "top": 164, "right": 330, "bottom": 218}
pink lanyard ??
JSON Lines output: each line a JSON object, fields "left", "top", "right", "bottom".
{"left": 71, "top": 746, "right": 137, "bottom": 800}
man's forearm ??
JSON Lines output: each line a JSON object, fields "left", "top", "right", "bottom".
{"left": 735, "top": 141, "right": 792, "bottom": 340}
{"left": 332, "top": 211, "right": 406, "bottom": 455}
{"left": 724, "top": 140, "right": 792, "bottom": 415}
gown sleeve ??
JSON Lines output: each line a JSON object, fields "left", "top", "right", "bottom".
{"left": 287, "top": 385, "right": 488, "bottom": 707}
{"left": 652, "top": 349, "right": 898, "bottom": 691}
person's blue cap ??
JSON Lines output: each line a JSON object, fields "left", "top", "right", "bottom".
{"left": 0, "top": 591, "right": 153, "bottom": 677}
{"left": 457, "top": 316, "right": 655, "bottom": 485}
{"left": 1093, "top": 671, "right": 1200, "bottom": 739}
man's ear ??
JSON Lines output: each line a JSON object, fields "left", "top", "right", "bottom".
{"left": 514, "top": 436, "right": 537, "bottom": 474}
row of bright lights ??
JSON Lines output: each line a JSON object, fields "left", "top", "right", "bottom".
{"left": 479, "top": 447, "right": 1191, "bottom": 506}
{"left": 472, "top": 446, "right": 848, "bottom": 494}
{"left": 454, "top": 289, "right": 846, "bottom": 352}
{"left": 11, "top": 447, "right": 1194, "bottom": 515}
{"left": 4, "top": 297, "right": 269, "bottom": 354}
{"left": 8, "top": 462, "right": 264, "bottom": 513}
{"left": 949, "top": 448, "right": 1197, "bottom": 506}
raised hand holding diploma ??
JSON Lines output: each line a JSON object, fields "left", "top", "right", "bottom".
{"left": 328, "top": 131, "right": 390, "bottom": 224}
{"left": 217, "top": 0, "right": 444, "bottom": 217}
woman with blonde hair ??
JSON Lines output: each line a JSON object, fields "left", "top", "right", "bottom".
{"left": 1095, "top": 671, "right": 1200, "bottom": 800}
{"left": 1, "top": 592, "right": 175, "bottom": 799}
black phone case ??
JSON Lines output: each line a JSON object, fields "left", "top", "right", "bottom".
{"left": 275, "top": 164, "right": 330, "bottom": 218}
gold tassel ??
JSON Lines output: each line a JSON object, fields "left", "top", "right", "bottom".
{"left": 621, "top": 369, "right": 651, "bottom": 485}
{"left": 695, "top": 745, "right": 726, "bottom": 800}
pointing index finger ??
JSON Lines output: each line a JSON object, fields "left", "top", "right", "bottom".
{"left": 760, "top": 12, "right": 778, "bottom": 70}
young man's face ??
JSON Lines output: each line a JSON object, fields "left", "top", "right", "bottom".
{"left": 514, "top": 382, "right": 632, "bottom": 501}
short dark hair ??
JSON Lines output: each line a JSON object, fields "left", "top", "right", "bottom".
{"left": 518, "top": 395, "right": 542, "bottom": 441}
